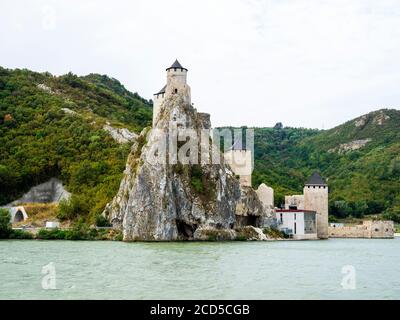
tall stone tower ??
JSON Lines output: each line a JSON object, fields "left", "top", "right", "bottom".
{"left": 303, "top": 172, "right": 328, "bottom": 239}
{"left": 153, "top": 59, "right": 191, "bottom": 127}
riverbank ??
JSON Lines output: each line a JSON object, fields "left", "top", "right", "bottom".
{"left": 5, "top": 225, "right": 286, "bottom": 242}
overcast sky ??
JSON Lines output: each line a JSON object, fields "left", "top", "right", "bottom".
{"left": 1, "top": 0, "right": 400, "bottom": 129}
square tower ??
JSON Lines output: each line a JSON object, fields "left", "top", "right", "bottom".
{"left": 303, "top": 172, "right": 328, "bottom": 239}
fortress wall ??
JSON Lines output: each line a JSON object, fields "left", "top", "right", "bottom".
{"left": 329, "top": 220, "right": 394, "bottom": 239}
{"left": 256, "top": 184, "right": 274, "bottom": 209}
{"left": 224, "top": 150, "right": 253, "bottom": 187}
{"left": 285, "top": 195, "right": 304, "bottom": 210}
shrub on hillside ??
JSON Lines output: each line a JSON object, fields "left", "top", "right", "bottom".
{"left": 0, "top": 208, "right": 11, "bottom": 239}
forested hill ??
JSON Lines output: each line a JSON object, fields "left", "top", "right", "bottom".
{"left": 251, "top": 109, "right": 400, "bottom": 221}
{"left": 0, "top": 67, "right": 152, "bottom": 222}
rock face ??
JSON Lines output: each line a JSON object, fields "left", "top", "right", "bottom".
{"left": 8, "top": 178, "right": 71, "bottom": 205}
{"left": 103, "top": 123, "right": 138, "bottom": 144}
{"left": 103, "top": 90, "right": 272, "bottom": 241}
{"left": 329, "top": 139, "right": 372, "bottom": 154}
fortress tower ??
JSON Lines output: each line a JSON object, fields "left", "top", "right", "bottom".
{"left": 153, "top": 59, "right": 191, "bottom": 126}
{"left": 224, "top": 149, "right": 253, "bottom": 187}
{"left": 303, "top": 172, "right": 328, "bottom": 239}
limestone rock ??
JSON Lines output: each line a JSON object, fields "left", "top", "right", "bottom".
{"left": 193, "top": 226, "right": 237, "bottom": 241}
{"left": 8, "top": 178, "right": 71, "bottom": 205}
{"left": 372, "top": 110, "right": 390, "bottom": 125}
{"left": 103, "top": 123, "right": 138, "bottom": 144}
{"left": 103, "top": 89, "right": 272, "bottom": 241}
{"left": 61, "top": 108, "right": 77, "bottom": 115}
{"left": 235, "top": 226, "right": 268, "bottom": 241}
{"left": 235, "top": 186, "right": 265, "bottom": 227}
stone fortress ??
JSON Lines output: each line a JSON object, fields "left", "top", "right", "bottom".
{"left": 103, "top": 59, "right": 273, "bottom": 241}
{"left": 102, "top": 59, "right": 394, "bottom": 241}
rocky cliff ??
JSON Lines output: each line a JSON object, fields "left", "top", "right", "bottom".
{"left": 103, "top": 90, "right": 273, "bottom": 241}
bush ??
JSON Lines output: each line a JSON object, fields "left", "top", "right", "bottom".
{"left": 36, "top": 222, "right": 116, "bottom": 241}
{"left": 9, "top": 229, "right": 34, "bottom": 239}
{"left": 57, "top": 195, "right": 89, "bottom": 221}
{"left": 263, "top": 227, "right": 288, "bottom": 239}
{"left": 329, "top": 215, "right": 338, "bottom": 223}
{"left": 37, "top": 228, "right": 68, "bottom": 240}
{"left": 190, "top": 165, "right": 204, "bottom": 193}
{"left": 382, "top": 206, "right": 400, "bottom": 223}
{"left": 95, "top": 214, "right": 111, "bottom": 227}
{"left": 0, "top": 208, "right": 11, "bottom": 239}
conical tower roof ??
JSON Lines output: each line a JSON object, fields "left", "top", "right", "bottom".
{"left": 166, "top": 59, "right": 188, "bottom": 71}
{"left": 305, "top": 172, "right": 327, "bottom": 186}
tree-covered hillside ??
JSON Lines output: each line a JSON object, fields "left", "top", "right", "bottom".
{"left": 0, "top": 67, "right": 152, "bottom": 223}
{"left": 250, "top": 109, "right": 400, "bottom": 221}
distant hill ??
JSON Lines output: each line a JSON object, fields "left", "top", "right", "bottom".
{"left": 0, "top": 67, "right": 152, "bottom": 222}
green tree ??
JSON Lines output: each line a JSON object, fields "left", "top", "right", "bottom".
{"left": 0, "top": 208, "right": 11, "bottom": 238}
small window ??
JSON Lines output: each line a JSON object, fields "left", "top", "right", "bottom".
{"left": 294, "top": 213, "right": 296, "bottom": 220}
{"left": 375, "top": 228, "right": 379, "bottom": 232}
{"left": 280, "top": 213, "right": 283, "bottom": 223}
{"left": 174, "top": 89, "right": 178, "bottom": 94}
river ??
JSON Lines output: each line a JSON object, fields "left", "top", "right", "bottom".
{"left": 1, "top": 238, "right": 399, "bottom": 299}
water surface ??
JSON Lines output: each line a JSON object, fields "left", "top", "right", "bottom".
{"left": 1, "top": 238, "right": 399, "bottom": 299}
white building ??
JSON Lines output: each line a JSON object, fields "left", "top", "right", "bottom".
{"left": 284, "top": 172, "right": 329, "bottom": 239}
{"left": 46, "top": 221, "right": 60, "bottom": 229}
{"left": 275, "top": 209, "right": 318, "bottom": 240}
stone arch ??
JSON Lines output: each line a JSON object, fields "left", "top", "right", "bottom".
{"left": 14, "top": 210, "right": 24, "bottom": 223}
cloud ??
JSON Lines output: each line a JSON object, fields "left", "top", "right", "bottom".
{"left": 1, "top": 0, "right": 399, "bottom": 129}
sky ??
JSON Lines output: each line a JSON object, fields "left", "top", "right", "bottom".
{"left": 1, "top": 0, "right": 400, "bottom": 129}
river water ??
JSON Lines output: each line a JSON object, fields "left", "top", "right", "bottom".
{"left": 1, "top": 238, "right": 399, "bottom": 299}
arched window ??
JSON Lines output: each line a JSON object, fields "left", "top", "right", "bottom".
{"left": 174, "top": 89, "right": 178, "bottom": 94}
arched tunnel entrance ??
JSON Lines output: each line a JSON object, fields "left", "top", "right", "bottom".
{"left": 14, "top": 210, "right": 24, "bottom": 223}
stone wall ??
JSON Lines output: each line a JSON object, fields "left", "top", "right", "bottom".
{"left": 329, "top": 220, "right": 394, "bottom": 239}
{"left": 224, "top": 150, "right": 253, "bottom": 187}
{"left": 285, "top": 195, "right": 304, "bottom": 210}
